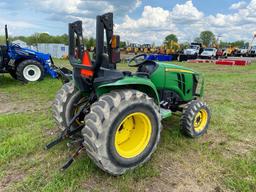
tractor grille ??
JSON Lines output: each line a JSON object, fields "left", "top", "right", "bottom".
{"left": 193, "top": 74, "right": 198, "bottom": 95}
{"left": 177, "top": 73, "right": 186, "bottom": 95}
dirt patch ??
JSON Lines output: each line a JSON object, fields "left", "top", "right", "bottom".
{"left": 80, "top": 150, "right": 228, "bottom": 192}
{"left": 143, "top": 155, "right": 225, "bottom": 192}
{"left": 0, "top": 151, "right": 53, "bottom": 192}
{"left": 225, "top": 139, "right": 256, "bottom": 157}
{"left": 199, "top": 132, "right": 228, "bottom": 149}
{"left": 200, "top": 132, "right": 255, "bottom": 158}
{"left": 82, "top": 176, "right": 108, "bottom": 192}
{"left": 0, "top": 169, "right": 26, "bottom": 192}
{"left": 0, "top": 93, "right": 52, "bottom": 114}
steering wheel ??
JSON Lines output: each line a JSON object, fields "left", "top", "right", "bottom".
{"left": 128, "top": 53, "right": 147, "bottom": 67}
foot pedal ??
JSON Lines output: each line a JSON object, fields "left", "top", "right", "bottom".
{"left": 160, "top": 108, "right": 172, "bottom": 119}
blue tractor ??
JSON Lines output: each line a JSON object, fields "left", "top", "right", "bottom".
{"left": 0, "top": 25, "right": 58, "bottom": 83}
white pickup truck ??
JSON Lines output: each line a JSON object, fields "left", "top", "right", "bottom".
{"left": 183, "top": 45, "right": 201, "bottom": 56}
{"left": 178, "top": 43, "right": 203, "bottom": 61}
{"left": 200, "top": 48, "right": 217, "bottom": 59}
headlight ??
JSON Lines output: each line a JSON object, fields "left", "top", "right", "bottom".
{"left": 46, "top": 59, "right": 52, "bottom": 66}
{"left": 195, "top": 74, "right": 200, "bottom": 82}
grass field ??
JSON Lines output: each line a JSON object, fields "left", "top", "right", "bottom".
{"left": 0, "top": 59, "right": 255, "bottom": 192}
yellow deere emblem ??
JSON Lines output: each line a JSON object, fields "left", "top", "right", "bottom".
{"left": 165, "top": 69, "right": 194, "bottom": 73}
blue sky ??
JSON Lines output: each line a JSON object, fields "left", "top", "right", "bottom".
{"left": 0, "top": 0, "right": 255, "bottom": 44}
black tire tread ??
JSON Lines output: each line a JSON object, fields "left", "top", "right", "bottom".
{"left": 16, "top": 59, "right": 44, "bottom": 83}
{"left": 52, "top": 81, "right": 75, "bottom": 131}
{"left": 82, "top": 89, "right": 162, "bottom": 175}
{"left": 180, "top": 100, "right": 210, "bottom": 138}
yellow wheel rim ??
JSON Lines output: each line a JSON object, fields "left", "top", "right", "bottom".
{"left": 115, "top": 112, "right": 152, "bottom": 158}
{"left": 193, "top": 109, "right": 208, "bottom": 132}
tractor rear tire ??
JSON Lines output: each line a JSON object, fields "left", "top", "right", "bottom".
{"left": 16, "top": 59, "right": 44, "bottom": 83}
{"left": 82, "top": 89, "right": 162, "bottom": 175}
{"left": 52, "top": 81, "right": 85, "bottom": 132}
{"left": 180, "top": 100, "right": 211, "bottom": 138}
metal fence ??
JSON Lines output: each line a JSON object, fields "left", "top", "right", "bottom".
{"left": 37, "top": 43, "right": 69, "bottom": 59}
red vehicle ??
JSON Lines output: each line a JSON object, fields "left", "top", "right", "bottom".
{"left": 216, "top": 49, "right": 227, "bottom": 58}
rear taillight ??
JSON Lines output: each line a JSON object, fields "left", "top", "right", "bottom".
{"left": 81, "top": 51, "right": 93, "bottom": 78}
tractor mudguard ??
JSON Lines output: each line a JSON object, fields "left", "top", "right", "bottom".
{"left": 96, "top": 76, "right": 160, "bottom": 104}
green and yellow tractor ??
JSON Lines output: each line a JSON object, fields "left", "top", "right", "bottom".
{"left": 47, "top": 13, "right": 211, "bottom": 175}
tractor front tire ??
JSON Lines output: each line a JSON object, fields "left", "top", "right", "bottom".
{"left": 16, "top": 59, "right": 44, "bottom": 83}
{"left": 52, "top": 81, "right": 85, "bottom": 132}
{"left": 180, "top": 100, "right": 211, "bottom": 138}
{"left": 82, "top": 89, "right": 162, "bottom": 175}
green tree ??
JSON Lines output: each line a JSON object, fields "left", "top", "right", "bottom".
{"left": 0, "top": 35, "right": 6, "bottom": 44}
{"left": 194, "top": 37, "right": 202, "bottom": 44}
{"left": 84, "top": 37, "right": 96, "bottom": 49}
{"left": 219, "top": 40, "right": 246, "bottom": 48}
{"left": 164, "top": 34, "right": 178, "bottom": 44}
{"left": 120, "top": 41, "right": 126, "bottom": 48}
{"left": 231, "top": 40, "right": 246, "bottom": 48}
{"left": 180, "top": 42, "right": 190, "bottom": 50}
{"left": 200, "top": 31, "right": 216, "bottom": 47}
{"left": 27, "top": 33, "right": 40, "bottom": 44}
{"left": 219, "top": 41, "right": 229, "bottom": 48}
{"left": 38, "top": 33, "right": 52, "bottom": 43}
{"left": 60, "top": 34, "right": 68, "bottom": 45}
{"left": 244, "top": 42, "right": 249, "bottom": 48}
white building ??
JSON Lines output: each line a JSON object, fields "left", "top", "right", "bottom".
{"left": 37, "top": 43, "right": 69, "bottom": 59}
{"left": 12, "top": 40, "right": 27, "bottom": 48}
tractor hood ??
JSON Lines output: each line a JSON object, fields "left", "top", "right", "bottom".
{"left": 16, "top": 46, "right": 50, "bottom": 58}
{"left": 10, "top": 44, "right": 51, "bottom": 60}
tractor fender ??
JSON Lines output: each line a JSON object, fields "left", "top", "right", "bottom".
{"left": 96, "top": 76, "right": 160, "bottom": 104}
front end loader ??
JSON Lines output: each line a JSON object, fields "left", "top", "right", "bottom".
{"left": 47, "top": 13, "right": 211, "bottom": 175}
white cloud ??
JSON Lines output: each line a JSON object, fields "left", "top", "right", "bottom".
{"left": 205, "top": 0, "right": 256, "bottom": 42}
{"left": 230, "top": 1, "right": 247, "bottom": 10}
{"left": 115, "top": 1, "right": 205, "bottom": 44}
{"left": 171, "top": 1, "right": 204, "bottom": 24}
{"left": 32, "top": 0, "right": 141, "bottom": 21}
{"left": 40, "top": 0, "right": 81, "bottom": 14}
{"left": 115, "top": 6, "right": 176, "bottom": 44}
{"left": 0, "top": 19, "right": 38, "bottom": 36}
{"left": 113, "top": 0, "right": 256, "bottom": 44}
{"left": 2, "top": 0, "right": 256, "bottom": 44}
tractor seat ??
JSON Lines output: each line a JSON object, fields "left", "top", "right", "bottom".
{"left": 94, "top": 68, "right": 124, "bottom": 83}
{"left": 94, "top": 53, "right": 125, "bottom": 83}
{"left": 122, "top": 60, "right": 157, "bottom": 79}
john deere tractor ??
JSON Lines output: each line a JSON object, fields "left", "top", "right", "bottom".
{"left": 48, "top": 13, "right": 211, "bottom": 175}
